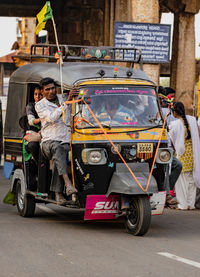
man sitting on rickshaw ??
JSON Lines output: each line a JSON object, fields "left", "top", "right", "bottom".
{"left": 35, "top": 77, "right": 78, "bottom": 205}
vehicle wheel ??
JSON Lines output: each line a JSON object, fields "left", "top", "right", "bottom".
{"left": 125, "top": 195, "right": 151, "bottom": 236}
{"left": 16, "top": 180, "right": 35, "bottom": 217}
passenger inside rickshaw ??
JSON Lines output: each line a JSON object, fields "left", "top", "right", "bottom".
{"left": 24, "top": 86, "right": 43, "bottom": 162}
{"left": 19, "top": 85, "right": 43, "bottom": 191}
{"left": 126, "top": 95, "right": 161, "bottom": 125}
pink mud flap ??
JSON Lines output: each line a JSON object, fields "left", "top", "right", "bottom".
{"left": 84, "top": 195, "right": 120, "bottom": 220}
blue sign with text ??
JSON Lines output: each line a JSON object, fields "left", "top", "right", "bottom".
{"left": 114, "top": 22, "right": 171, "bottom": 63}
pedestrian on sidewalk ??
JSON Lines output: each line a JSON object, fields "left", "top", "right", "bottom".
{"left": 169, "top": 102, "right": 200, "bottom": 210}
{"left": 158, "top": 86, "right": 182, "bottom": 207}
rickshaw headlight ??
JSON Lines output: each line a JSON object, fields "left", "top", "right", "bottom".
{"left": 156, "top": 148, "right": 173, "bottom": 164}
{"left": 159, "top": 150, "right": 170, "bottom": 162}
{"left": 82, "top": 148, "right": 107, "bottom": 165}
{"left": 89, "top": 151, "right": 102, "bottom": 163}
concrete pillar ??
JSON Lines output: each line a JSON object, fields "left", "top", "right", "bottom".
{"left": 20, "top": 18, "right": 36, "bottom": 51}
{"left": 170, "top": 13, "right": 195, "bottom": 114}
{"left": 109, "top": 0, "right": 115, "bottom": 46}
{"left": 129, "top": 0, "right": 160, "bottom": 85}
{"left": 104, "top": 0, "right": 110, "bottom": 45}
{"left": 115, "top": 0, "right": 129, "bottom": 21}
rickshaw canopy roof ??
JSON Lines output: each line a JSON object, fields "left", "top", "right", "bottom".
{"left": 9, "top": 62, "right": 154, "bottom": 88}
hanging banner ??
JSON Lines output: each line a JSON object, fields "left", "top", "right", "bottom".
{"left": 114, "top": 22, "right": 171, "bottom": 63}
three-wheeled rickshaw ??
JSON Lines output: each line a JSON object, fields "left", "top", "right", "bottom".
{"left": 4, "top": 45, "right": 172, "bottom": 236}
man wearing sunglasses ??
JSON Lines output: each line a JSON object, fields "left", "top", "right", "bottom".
{"left": 36, "top": 77, "right": 78, "bottom": 205}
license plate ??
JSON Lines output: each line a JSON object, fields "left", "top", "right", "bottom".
{"left": 137, "top": 143, "right": 153, "bottom": 153}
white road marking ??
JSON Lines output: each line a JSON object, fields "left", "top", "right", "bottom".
{"left": 37, "top": 204, "right": 58, "bottom": 215}
{"left": 57, "top": 253, "right": 63, "bottom": 256}
{"left": 158, "top": 252, "right": 200, "bottom": 269}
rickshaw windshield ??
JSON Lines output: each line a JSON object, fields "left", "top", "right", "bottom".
{"left": 75, "top": 85, "right": 161, "bottom": 129}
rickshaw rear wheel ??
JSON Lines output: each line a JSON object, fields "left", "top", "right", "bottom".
{"left": 125, "top": 195, "right": 151, "bottom": 236}
{"left": 16, "top": 180, "right": 36, "bottom": 217}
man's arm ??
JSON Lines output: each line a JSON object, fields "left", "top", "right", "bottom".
{"left": 26, "top": 104, "right": 41, "bottom": 126}
{"left": 36, "top": 88, "right": 78, "bottom": 122}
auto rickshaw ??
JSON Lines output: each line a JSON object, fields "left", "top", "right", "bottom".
{"left": 4, "top": 45, "right": 172, "bottom": 236}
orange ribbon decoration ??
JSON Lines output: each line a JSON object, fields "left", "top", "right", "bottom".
{"left": 64, "top": 97, "right": 84, "bottom": 105}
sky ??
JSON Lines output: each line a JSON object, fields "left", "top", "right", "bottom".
{"left": 0, "top": 13, "right": 200, "bottom": 57}
{"left": 0, "top": 17, "right": 17, "bottom": 57}
{"left": 161, "top": 12, "right": 200, "bottom": 58}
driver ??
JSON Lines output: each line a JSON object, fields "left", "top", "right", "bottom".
{"left": 95, "top": 95, "right": 136, "bottom": 125}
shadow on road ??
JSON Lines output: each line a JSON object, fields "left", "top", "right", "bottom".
{"left": 1, "top": 168, "right": 200, "bottom": 238}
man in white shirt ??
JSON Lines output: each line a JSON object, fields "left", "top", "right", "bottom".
{"left": 36, "top": 77, "right": 78, "bottom": 205}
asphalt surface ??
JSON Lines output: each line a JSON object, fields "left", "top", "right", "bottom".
{"left": 0, "top": 168, "right": 200, "bottom": 277}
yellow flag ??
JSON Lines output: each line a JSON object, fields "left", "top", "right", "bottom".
{"left": 35, "top": 1, "right": 53, "bottom": 35}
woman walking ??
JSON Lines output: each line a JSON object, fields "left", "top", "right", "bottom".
{"left": 169, "top": 102, "right": 200, "bottom": 210}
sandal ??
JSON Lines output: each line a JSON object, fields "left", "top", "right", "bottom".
{"left": 66, "top": 184, "right": 77, "bottom": 196}
{"left": 168, "top": 204, "right": 177, "bottom": 209}
{"left": 166, "top": 195, "right": 178, "bottom": 205}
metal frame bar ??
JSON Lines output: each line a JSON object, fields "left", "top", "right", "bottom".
{"left": 30, "top": 44, "right": 143, "bottom": 69}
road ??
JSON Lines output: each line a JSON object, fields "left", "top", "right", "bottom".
{"left": 0, "top": 168, "right": 200, "bottom": 277}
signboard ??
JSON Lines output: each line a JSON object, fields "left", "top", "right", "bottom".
{"left": 114, "top": 22, "right": 171, "bottom": 63}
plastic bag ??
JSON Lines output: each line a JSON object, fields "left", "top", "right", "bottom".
{"left": 24, "top": 131, "right": 41, "bottom": 142}
{"left": 3, "top": 190, "right": 16, "bottom": 205}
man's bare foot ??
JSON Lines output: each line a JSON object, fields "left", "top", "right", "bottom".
{"left": 55, "top": 192, "right": 67, "bottom": 205}
{"left": 65, "top": 184, "right": 77, "bottom": 196}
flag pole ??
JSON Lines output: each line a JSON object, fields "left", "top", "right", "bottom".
{"left": 51, "top": 15, "right": 64, "bottom": 95}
